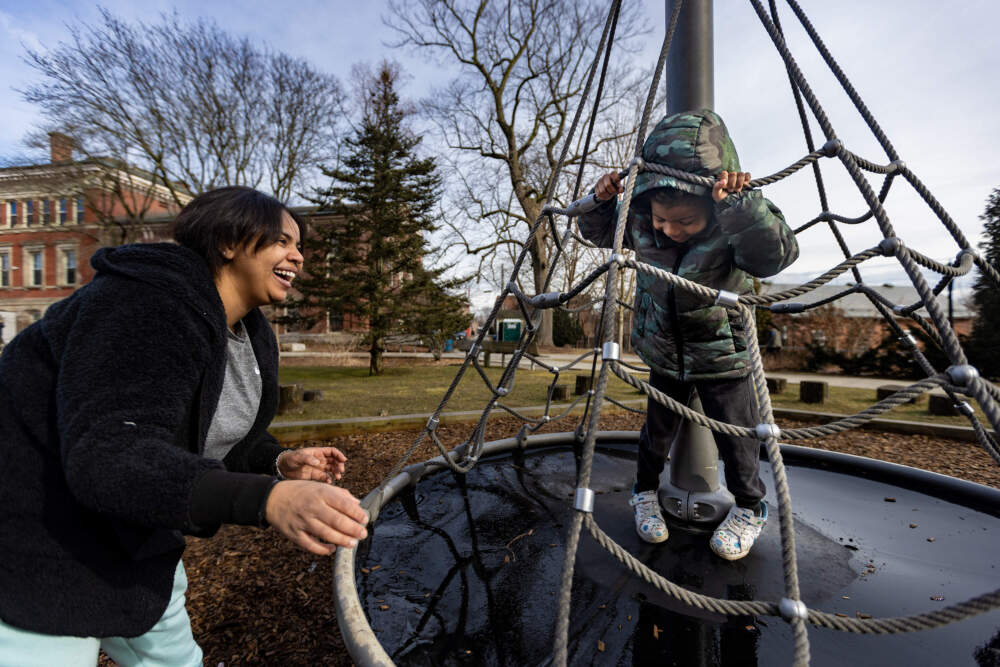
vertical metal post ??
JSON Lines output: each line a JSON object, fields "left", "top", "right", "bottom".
{"left": 666, "top": 0, "right": 714, "bottom": 114}
{"left": 658, "top": 0, "right": 733, "bottom": 529}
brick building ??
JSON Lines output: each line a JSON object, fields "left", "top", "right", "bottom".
{"left": 0, "top": 134, "right": 186, "bottom": 339}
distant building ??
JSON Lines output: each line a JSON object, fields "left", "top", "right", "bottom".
{"left": 0, "top": 133, "right": 187, "bottom": 338}
{"left": 760, "top": 282, "right": 974, "bottom": 355}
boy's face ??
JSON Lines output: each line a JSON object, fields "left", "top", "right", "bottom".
{"left": 650, "top": 198, "right": 710, "bottom": 243}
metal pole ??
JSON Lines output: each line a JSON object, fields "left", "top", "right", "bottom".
{"left": 666, "top": 0, "right": 714, "bottom": 114}
{"left": 658, "top": 0, "right": 733, "bottom": 528}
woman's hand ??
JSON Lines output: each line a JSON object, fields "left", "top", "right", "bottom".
{"left": 277, "top": 446, "right": 347, "bottom": 483}
{"left": 265, "top": 480, "right": 369, "bottom": 555}
{"left": 712, "top": 170, "right": 752, "bottom": 202}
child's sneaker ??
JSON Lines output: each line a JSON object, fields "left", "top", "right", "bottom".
{"left": 629, "top": 490, "right": 668, "bottom": 543}
{"left": 710, "top": 501, "right": 767, "bottom": 560}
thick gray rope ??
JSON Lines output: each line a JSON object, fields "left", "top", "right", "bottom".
{"left": 553, "top": 3, "right": 682, "bottom": 664}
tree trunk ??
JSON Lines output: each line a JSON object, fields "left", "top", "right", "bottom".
{"left": 529, "top": 223, "right": 554, "bottom": 347}
{"left": 369, "top": 337, "right": 384, "bottom": 376}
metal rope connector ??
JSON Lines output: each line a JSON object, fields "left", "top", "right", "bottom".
{"left": 426, "top": 416, "right": 439, "bottom": 432}
{"left": 779, "top": 597, "right": 809, "bottom": 622}
{"left": 468, "top": 342, "right": 481, "bottom": 358}
{"left": 956, "top": 401, "right": 975, "bottom": 417}
{"left": 629, "top": 156, "right": 646, "bottom": 171}
{"left": 602, "top": 342, "right": 620, "bottom": 361}
{"left": 770, "top": 302, "right": 804, "bottom": 314}
{"left": 715, "top": 290, "right": 740, "bottom": 308}
{"left": 887, "top": 159, "right": 906, "bottom": 174}
{"left": 899, "top": 330, "right": 917, "bottom": 347}
{"left": 946, "top": 365, "right": 979, "bottom": 386}
{"left": 529, "top": 292, "right": 564, "bottom": 309}
{"left": 893, "top": 304, "right": 908, "bottom": 315}
{"left": 610, "top": 253, "right": 626, "bottom": 267}
{"left": 496, "top": 387, "right": 509, "bottom": 396}
{"left": 574, "top": 487, "right": 595, "bottom": 513}
{"left": 820, "top": 138, "right": 842, "bottom": 157}
{"left": 879, "top": 237, "right": 903, "bottom": 257}
{"left": 755, "top": 423, "right": 781, "bottom": 440}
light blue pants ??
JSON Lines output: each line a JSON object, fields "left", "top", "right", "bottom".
{"left": 0, "top": 561, "right": 202, "bottom": 667}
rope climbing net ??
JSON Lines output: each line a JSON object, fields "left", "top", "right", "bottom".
{"left": 357, "top": 2, "right": 1000, "bottom": 665}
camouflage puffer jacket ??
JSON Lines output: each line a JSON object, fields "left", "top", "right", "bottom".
{"left": 578, "top": 109, "right": 798, "bottom": 381}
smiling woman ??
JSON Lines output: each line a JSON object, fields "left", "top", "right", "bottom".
{"left": 0, "top": 186, "right": 369, "bottom": 665}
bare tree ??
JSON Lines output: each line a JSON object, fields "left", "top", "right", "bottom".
{"left": 20, "top": 8, "right": 344, "bottom": 215}
{"left": 385, "top": 0, "right": 647, "bottom": 345}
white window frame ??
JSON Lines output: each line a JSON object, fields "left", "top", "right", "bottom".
{"left": 56, "top": 244, "right": 78, "bottom": 286}
{"left": 58, "top": 198, "right": 68, "bottom": 225}
{"left": 40, "top": 199, "right": 51, "bottom": 225}
{"left": 25, "top": 200, "right": 34, "bottom": 227}
{"left": 3, "top": 201, "right": 13, "bottom": 229}
{"left": 74, "top": 197, "right": 85, "bottom": 224}
{"left": 0, "top": 246, "right": 11, "bottom": 288}
{"left": 23, "top": 245, "right": 45, "bottom": 288}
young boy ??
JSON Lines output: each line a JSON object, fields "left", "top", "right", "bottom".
{"left": 579, "top": 110, "right": 798, "bottom": 560}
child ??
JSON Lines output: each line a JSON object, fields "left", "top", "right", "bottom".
{"left": 579, "top": 110, "right": 798, "bottom": 560}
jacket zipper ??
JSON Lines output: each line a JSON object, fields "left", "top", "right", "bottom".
{"left": 668, "top": 245, "right": 690, "bottom": 380}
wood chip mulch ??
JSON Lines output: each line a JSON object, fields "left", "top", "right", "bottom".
{"left": 102, "top": 412, "right": 998, "bottom": 666}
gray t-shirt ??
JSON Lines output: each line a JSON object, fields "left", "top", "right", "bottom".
{"left": 203, "top": 321, "right": 262, "bottom": 461}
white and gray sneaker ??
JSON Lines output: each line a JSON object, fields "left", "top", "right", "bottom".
{"left": 710, "top": 501, "right": 767, "bottom": 561}
{"left": 629, "top": 490, "right": 669, "bottom": 543}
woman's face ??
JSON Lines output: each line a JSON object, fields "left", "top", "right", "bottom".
{"left": 224, "top": 212, "right": 304, "bottom": 309}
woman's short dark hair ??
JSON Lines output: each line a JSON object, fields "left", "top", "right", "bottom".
{"left": 172, "top": 186, "right": 305, "bottom": 274}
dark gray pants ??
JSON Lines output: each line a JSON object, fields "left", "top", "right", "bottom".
{"left": 636, "top": 372, "right": 766, "bottom": 507}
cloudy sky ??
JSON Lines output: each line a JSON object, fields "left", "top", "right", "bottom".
{"left": 1, "top": 0, "right": 997, "bottom": 300}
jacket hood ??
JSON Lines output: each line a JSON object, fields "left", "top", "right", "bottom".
{"left": 632, "top": 109, "right": 741, "bottom": 201}
{"left": 90, "top": 243, "right": 223, "bottom": 322}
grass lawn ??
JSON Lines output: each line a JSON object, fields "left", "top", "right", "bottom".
{"left": 275, "top": 364, "right": 992, "bottom": 428}
{"left": 276, "top": 363, "right": 647, "bottom": 421}
{"left": 770, "top": 382, "right": 990, "bottom": 427}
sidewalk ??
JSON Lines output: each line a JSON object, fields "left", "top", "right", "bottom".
{"left": 280, "top": 349, "right": 923, "bottom": 391}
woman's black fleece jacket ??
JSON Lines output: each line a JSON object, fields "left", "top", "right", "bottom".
{"left": 0, "top": 243, "right": 287, "bottom": 637}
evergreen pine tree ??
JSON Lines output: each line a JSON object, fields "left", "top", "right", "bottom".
{"left": 966, "top": 188, "right": 1000, "bottom": 379}
{"left": 292, "top": 62, "right": 465, "bottom": 375}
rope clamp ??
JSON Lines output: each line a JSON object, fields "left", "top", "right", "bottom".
{"left": 468, "top": 343, "right": 481, "bottom": 358}
{"left": 610, "top": 253, "right": 626, "bottom": 267}
{"left": 820, "top": 138, "right": 842, "bottom": 157}
{"left": 496, "top": 387, "right": 509, "bottom": 397}
{"left": 887, "top": 159, "right": 906, "bottom": 174}
{"left": 956, "top": 401, "right": 975, "bottom": 417}
{"left": 893, "top": 304, "right": 908, "bottom": 316}
{"left": 602, "top": 342, "right": 620, "bottom": 361}
{"left": 629, "top": 156, "right": 645, "bottom": 172}
{"left": 574, "top": 487, "right": 595, "bottom": 513}
{"left": 426, "top": 416, "right": 439, "bottom": 432}
{"left": 779, "top": 597, "right": 809, "bottom": 622}
{"left": 879, "top": 237, "right": 903, "bottom": 257}
{"left": 755, "top": 423, "right": 781, "bottom": 440}
{"left": 715, "top": 290, "right": 740, "bottom": 308}
{"left": 899, "top": 331, "right": 917, "bottom": 347}
{"left": 946, "top": 365, "right": 979, "bottom": 386}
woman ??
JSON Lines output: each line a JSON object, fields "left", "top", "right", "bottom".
{"left": 0, "top": 187, "right": 368, "bottom": 665}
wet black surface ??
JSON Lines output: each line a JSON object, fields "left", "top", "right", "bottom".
{"left": 355, "top": 445, "right": 1000, "bottom": 666}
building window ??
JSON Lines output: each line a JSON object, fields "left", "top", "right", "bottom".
{"left": 59, "top": 247, "right": 77, "bottom": 285}
{"left": 3, "top": 202, "right": 12, "bottom": 228}
{"left": 0, "top": 251, "right": 9, "bottom": 287}
{"left": 75, "top": 197, "right": 85, "bottom": 224}
{"left": 41, "top": 200, "right": 51, "bottom": 224}
{"left": 25, "top": 201, "right": 34, "bottom": 227}
{"left": 31, "top": 251, "right": 43, "bottom": 286}
{"left": 59, "top": 198, "right": 68, "bottom": 224}
{"left": 24, "top": 247, "right": 44, "bottom": 287}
